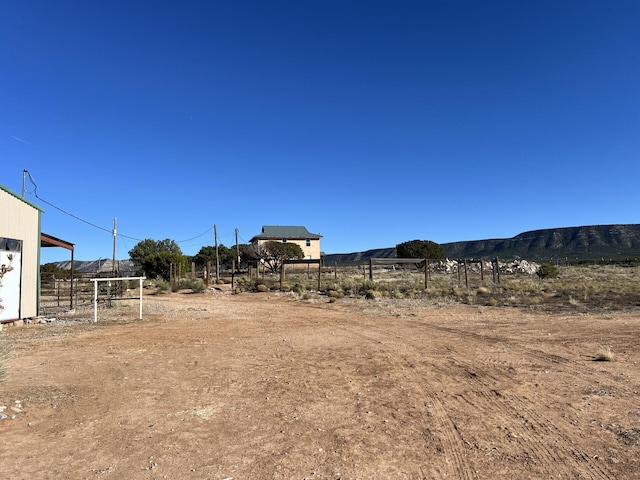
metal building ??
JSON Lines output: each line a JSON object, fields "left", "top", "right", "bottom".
{"left": 0, "top": 183, "right": 44, "bottom": 321}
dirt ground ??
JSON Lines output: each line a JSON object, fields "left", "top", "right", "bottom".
{"left": 1, "top": 288, "right": 639, "bottom": 479}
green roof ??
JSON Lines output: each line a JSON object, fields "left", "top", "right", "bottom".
{"left": 250, "top": 225, "right": 322, "bottom": 241}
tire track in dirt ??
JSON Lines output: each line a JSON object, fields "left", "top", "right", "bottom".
{"left": 334, "top": 317, "right": 615, "bottom": 479}
{"left": 413, "top": 323, "right": 615, "bottom": 479}
{"left": 330, "top": 321, "right": 479, "bottom": 480}
{"left": 419, "top": 327, "right": 615, "bottom": 479}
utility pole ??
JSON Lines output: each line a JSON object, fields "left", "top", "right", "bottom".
{"left": 235, "top": 228, "right": 240, "bottom": 273}
{"left": 214, "top": 224, "right": 219, "bottom": 283}
{"left": 112, "top": 217, "right": 117, "bottom": 276}
{"left": 22, "top": 170, "right": 27, "bottom": 196}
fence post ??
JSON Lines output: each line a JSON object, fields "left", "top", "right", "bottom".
{"left": 495, "top": 257, "right": 501, "bottom": 284}
{"left": 334, "top": 262, "right": 337, "bottom": 279}
{"left": 369, "top": 259, "right": 373, "bottom": 280}
{"left": 424, "top": 258, "right": 428, "bottom": 289}
{"left": 480, "top": 259, "right": 484, "bottom": 281}
{"left": 232, "top": 259, "right": 235, "bottom": 290}
{"left": 464, "top": 259, "right": 469, "bottom": 288}
{"left": 280, "top": 263, "right": 285, "bottom": 290}
{"left": 317, "top": 261, "right": 321, "bottom": 291}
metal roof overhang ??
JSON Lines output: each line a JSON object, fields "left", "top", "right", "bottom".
{"left": 41, "top": 232, "right": 74, "bottom": 251}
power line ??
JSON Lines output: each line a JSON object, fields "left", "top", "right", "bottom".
{"left": 176, "top": 226, "right": 214, "bottom": 244}
{"left": 23, "top": 170, "right": 218, "bottom": 246}
{"left": 24, "top": 169, "right": 143, "bottom": 241}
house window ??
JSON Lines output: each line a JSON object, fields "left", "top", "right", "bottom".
{"left": 306, "top": 238, "right": 311, "bottom": 247}
{"left": 282, "top": 238, "right": 287, "bottom": 243}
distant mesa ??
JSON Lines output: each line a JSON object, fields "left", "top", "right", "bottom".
{"left": 323, "top": 224, "right": 640, "bottom": 266}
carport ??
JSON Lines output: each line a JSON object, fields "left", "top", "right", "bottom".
{"left": 41, "top": 232, "right": 75, "bottom": 309}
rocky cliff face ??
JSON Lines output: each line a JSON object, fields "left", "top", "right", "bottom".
{"left": 323, "top": 224, "right": 640, "bottom": 265}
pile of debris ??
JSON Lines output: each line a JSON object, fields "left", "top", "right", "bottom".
{"left": 430, "top": 259, "right": 540, "bottom": 275}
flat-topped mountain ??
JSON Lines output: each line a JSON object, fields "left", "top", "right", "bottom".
{"left": 323, "top": 224, "right": 640, "bottom": 266}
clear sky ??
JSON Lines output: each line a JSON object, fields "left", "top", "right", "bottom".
{"left": 2, "top": 1, "right": 639, "bottom": 263}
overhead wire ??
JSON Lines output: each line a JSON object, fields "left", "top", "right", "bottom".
{"left": 176, "top": 226, "right": 214, "bottom": 244}
{"left": 22, "top": 170, "right": 214, "bottom": 245}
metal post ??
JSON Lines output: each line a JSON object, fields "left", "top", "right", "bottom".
{"left": 138, "top": 277, "right": 143, "bottom": 320}
{"left": 93, "top": 280, "right": 98, "bottom": 323}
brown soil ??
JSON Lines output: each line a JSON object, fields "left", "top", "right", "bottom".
{"left": 1, "top": 289, "right": 639, "bottom": 479}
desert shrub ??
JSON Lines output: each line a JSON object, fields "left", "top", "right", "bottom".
{"left": 177, "top": 277, "right": 207, "bottom": 293}
{"left": 594, "top": 347, "right": 615, "bottom": 362}
{"left": 189, "top": 279, "right": 207, "bottom": 293}
{"left": 327, "top": 290, "right": 340, "bottom": 299}
{"left": 256, "top": 284, "right": 269, "bottom": 293}
{"left": 537, "top": 262, "right": 559, "bottom": 279}
{"left": 361, "top": 280, "right": 377, "bottom": 292}
{"left": 280, "top": 282, "right": 293, "bottom": 292}
{"left": 154, "top": 278, "right": 170, "bottom": 294}
{"left": 365, "top": 290, "right": 381, "bottom": 300}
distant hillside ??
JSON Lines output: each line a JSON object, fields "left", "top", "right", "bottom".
{"left": 323, "top": 224, "right": 640, "bottom": 265}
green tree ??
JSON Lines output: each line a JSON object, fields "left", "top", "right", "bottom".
{"left": 128, "top": 238, "right": 184, "bottom": 281}
{"left": 255, "top": 241, "right": 304, "bottom": 273}
{"left": 396, "top": 239, "right": 444, "bottom": 260}
{"left": 239, "top": 243, "right": 257, "bottom": 267}
{"left": 537, "top": 262, "right": 559, "bottom": 279}
{"left": 192, "top": 245, "right": 236, "bottom": 268}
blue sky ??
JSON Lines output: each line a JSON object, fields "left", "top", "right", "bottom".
{"left": 2, "top": 1, "right": 639, "bottom": 263}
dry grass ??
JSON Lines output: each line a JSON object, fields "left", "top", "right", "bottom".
{"left": 594, "top": 347, "right": 615, "bottom": 362}
{"left": 231, "top": 264, "right": 640, "bottom": 313}
{"left": 0, "top": 339, "right": 10, "bottom": 383}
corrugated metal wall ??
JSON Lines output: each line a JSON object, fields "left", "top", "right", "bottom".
{"left": 0, "top": 186, "right": 41, "bottom": 319}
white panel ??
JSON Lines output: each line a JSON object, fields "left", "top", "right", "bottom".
{"left": 0, "top": 251, "right": 22, "bottom": 321}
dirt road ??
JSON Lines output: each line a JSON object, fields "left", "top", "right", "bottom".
{"left": 1, "top": 290, "right": 639, "bottom": 479}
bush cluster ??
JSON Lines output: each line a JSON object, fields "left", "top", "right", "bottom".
{"left": 178, "top": 277, "right": 207, "bottom": 293}
{"left": 537, "top": 263, "right": 559, "bottom": 279}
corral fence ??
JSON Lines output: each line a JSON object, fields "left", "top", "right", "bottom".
{"left": 367, "top": 257, "right": 503, "bottom": 288}
{"left": 39, "top": 272, "right": 143, "bottom": 315}
{"left": 196, "top": 256, "right": 531, "bottom": 293}
{"left": 39, "top": 256, "right": 536, "bottom": 311}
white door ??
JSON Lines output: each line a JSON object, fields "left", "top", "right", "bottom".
{"left": 0, "top": 251, "right": 21, "bottom": 321}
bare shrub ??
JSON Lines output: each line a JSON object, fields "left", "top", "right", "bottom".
{"left": 594, "top": 347, "right": 615, "bottom": 362}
